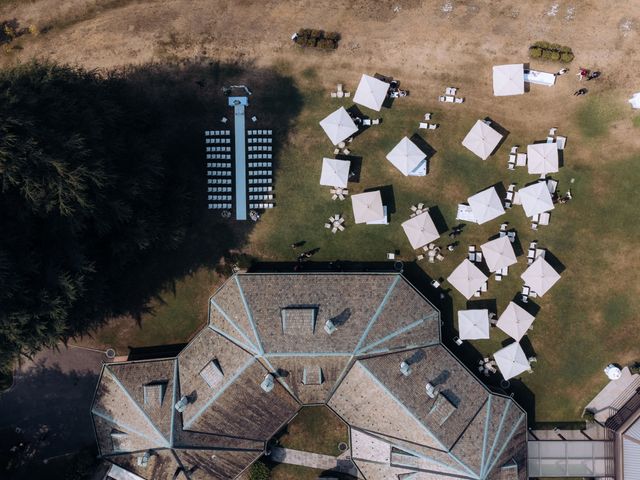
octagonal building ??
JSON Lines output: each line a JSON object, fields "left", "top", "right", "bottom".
{"left": 91, "top": 273, "right": 527, "bottom": 479}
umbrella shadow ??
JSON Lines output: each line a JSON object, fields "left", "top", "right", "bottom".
{"left": 336, "top": 154, "right": 362, "bottom": 183}
{"left": 427, "top": 205, "right": 449, "bottom": 235}
{"left": 465, "top": 298, "right": 497, "bottom": 315}
{"left": 541, "top": 249, "right": 566, "bottom": 274}
{"left": 364, "top": 184, "right": 396, "bottom": 215}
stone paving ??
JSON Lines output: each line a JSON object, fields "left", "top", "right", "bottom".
{"left": 269, "top": 446, "right": 358, "bottom": 477}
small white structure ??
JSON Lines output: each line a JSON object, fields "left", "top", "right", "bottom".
{"left": 351, "top": 191, "right": 385, "bottom": 224}
{"left": 319, "top": 107, "right": 358, "bottom": 145}
{"left": 480, "top": 236, "right": 517, "bottom": 272}
{"left": 604, "top": 364, "right": 622, "bottom": 381}
{"left": 494, "top": 342, "right": 530, "bottom": 380}
{"left": 447, "top": 259, "right": 488, "bottom": 300}
{"left": 353, "top": 74, "right": 390, "bottom": 111}
{"left": 629, "top": 93, "right": 640, "bottom": 109}
{"left": 524, "top": 70, "right": 556, "bottom": 86}
{"left": 462, "top": 120, "right": 503, "bottom": 160}
{"left": 521, "top": 256, "right": 561, "bottom": 297}
{"left": 319, "top": 158, "right": 351, "bottom": 188}
{"left": 386, "top": 136, "right": 427, "bottom": 176}
{"left": 518, "top": 182, "right": 555, "bottom": 218}
{"left": 468, "top": 187, "right": 505, "bottom": 224}
{"left": 457, "top": 309, "right": 490, "bottom": 340}
{"left": 493, "top": 64, "right": 525, "bottom": 96}
{"left": 401, "top": 211, "right": 439, "bottom": 249}
{"left": 496, "top": 302, "right": 535, "bottom": 342}
{"left": 527, "top": 143, "right": 559, "bottom": 175}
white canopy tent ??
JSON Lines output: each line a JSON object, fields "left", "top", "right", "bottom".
{"left": 480, "top": 236, "right": 517, "bottom": 272}
{"left": 401, "top": 211, "right": 439, "bottom": 249}
{"left": 493, "top": 64, "right": 525, "bottom": 96}
{"left": 458, "top": 309, "right": 490, "bottom": 340}
{"left": 386, "top": 137, "right": 427, "bottom": 176}
{"left": 629, "top": 93, "right": 640, "bottom": 109}
{"left": 521, "top": 256, "right": 561, "bottom": 297}
{"left": 494, "top": 342, "right": 530, "bottom": 380}
{"left": 319, "top": 107, "right": 358, "bottom": 145}
{"left": 496, "top": 302, "right": 535, "bottom": 341}
{"left": 518, "top": 182, "right": 555, "bottom": 217}
{"left": 461, "top": 120, "right": 503, "bottom": 160}
{"left": 468, "top": 187, "right": 505, "bottom": 224}
{"left": 319, "top": 158, "right": 351, "bottom": 188}
{"left": 351, "top": 191, "right": 385, "bottom": 224}
{"left": 447, "top": 259, "right": 488, "bottom": 300}
{"left": 527, "top": 143, "right": 559, "bottom": 175}
{"left": 353, "top": 74, "right": 390, "bottom": 111}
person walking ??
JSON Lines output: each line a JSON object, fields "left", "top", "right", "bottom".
{"left": 573, "top": 88, "right": 588, "bottom": 96}
{"left": 587, "top": 71, "right": 601, "bottom": 80}
{"left": 555, "top": 68, "right": 569, "bottom": 76}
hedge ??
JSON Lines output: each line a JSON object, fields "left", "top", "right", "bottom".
{"left": 295, "top": 28, "right": 340, "bottom": 50}
{"left": 529, "top": 41, "right": 574, "bottom": 63}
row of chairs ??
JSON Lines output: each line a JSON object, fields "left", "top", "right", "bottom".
{"left": 248, "top": 178, "right": 272, "bottom": 185}
{"left": 206, "top": 146, "right": 231, "bottom": 152}
{"left": 205, "top": 130, "right": 230, "bottom": 136}
{"left": 207, "top": 162, "right": 231, "bottom": 168}
{"left": 247, "top": 137, "right": 272, "bottom": 144}
{"left": 248, "top": 170, "right": 272, "bottom": 177}
{"left": 208, "top": 187, "right": 232, "bottom": 193}
{"left": 248, "top": 145, "right": 272, "bottom": 152}
{"left": 208, "top": 195, "right": 232, "bottom": 201}
{"left": 248, "top": 153, "right": 272, "bottom": 160}
{"left": 207, "top": 170, "right": 232, "bottom": 177}
{"left": 248, "top": 162, "right": 272, "bottom": 168}
{"left": 249, "top": 194, "right": 273, "bottom": 201}
{"left": 208, "top": 179, "right": 232, "bottom": 185}
{"left": 249, "top": 203, "right": 274, "bottom": 209}
{"left": 208, "top": 203, "right": 232, "bottom": 209}
{"left": 206, "top": 138, "right": 231, "bottom": 144}
{"left": 206, "top": 154, "right": 232, "bottom": 160}
{"left": 248, "top": 129, "right": 272, "bottom": 135}
{"left": 248, "top": 186, "right": 272, "bottom": 193}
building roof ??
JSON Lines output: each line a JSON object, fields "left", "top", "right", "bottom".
{"left": 92, "top": 273, "right": 526, "bottom": 480}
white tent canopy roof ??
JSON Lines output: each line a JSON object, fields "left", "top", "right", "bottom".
{"left": 518, "top": 182, "right": 555, "bottom": 217}
{"left": 386, "top": 136, "right": 427, "bottom": 176}
{"left": 493, "top": 64, "right": 525, "bottom": 96}
{"left": 468, "top": 187, "right": 505, "bottom": 224}
{"left": 447, "top": 259, "right": 488, "bottom": 300}
{"left": 458, "top": 309, "right": 490, "bottom": 340}
{"left": 319, "top": 158, "right": 351, "bottom": 188}
{"left": 461, "top": 120, "right": 503, "bottom": 160}
{"left": 401, "top": 211, "right": 439, "bottom": 250}
{"left": 353, "top": 74, "right": 390, "bottom": 111}
{"left": 527, "top": 143, "right": 559, "bottom": 175}
{"left": 521, "top": 256, "right": 561, "bottom": 297}
{"left": 629, "top": 93, "right": 640, "bottom": 109}
{"left": 496, "top": 302, "right": 535, "bottom": 341}
{"left": 351, "top": 190, "right": 385, "bottom": 224}
{"left": 480, "top": 236, "right": 517, "bottom": 272}
{"left": 319, "top": 107, "right": 358, "bottom": 145}
{"left": 494, "top": 342, "right": 530, "bottom": 380}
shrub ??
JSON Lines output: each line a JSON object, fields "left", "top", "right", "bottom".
{"left": 529, "top": 46, "right": 542, "bottom": 58}
{"left": 325, "top": 31, "right": 340, "bottom": 41}
{"left": 560, "top": 52, "right": 574, "bottom": 62}
{"left": 550, "top": 50, "right": 561, "bottom": 61}
{"left": 294, "top": 28, "right": 340, "bottom": 50}
{"left": 582, "top": 409, "right": 596, "bottom": 422}
{"left": 248, "top": 461, "right": 271, "bottom": 480}
{"left": 28, "top": 24, "right": 38, "bottom": 36}
{"left": 630, "top": 362, "right": 640, "bottom": 375}
{"left": 309, "top": 29, "right": 322, "bottom": 39}
{"left": 541, "top": 49, "right": 552, "bottom": 59}
{"left": 305, "top": 38, "right": 316, "bottom": 47}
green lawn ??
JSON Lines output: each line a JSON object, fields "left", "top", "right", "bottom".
{"left": 268, "top": 463, "right": 355, "bottom": 480}
{"left": 276, "top": 406, "right": 349, "bottom": 457}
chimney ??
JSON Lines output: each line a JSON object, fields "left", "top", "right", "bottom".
{"left": 425, "top": 382, "right": 439, "bottom": 399}
{"left": 400, "top": 361, "right": 411, "bottom": 376}
{"left": 324, "top": 319, "right": 337, "bottom": 335}
{"left": 261, "top": 373, "right": 275, "bottom": 392}
{"left": 174, "top": 395, "right": 189, "bottom": 413}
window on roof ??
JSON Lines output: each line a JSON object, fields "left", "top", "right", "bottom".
{"left": 281, "top": 307, "right": 317, "bottom": 335}
{"left": 200, "top": 359, "right": 224, "bottom": 389}
{"left": 427, "top": 392, "right": 457, "bottom": 426}
{"left": 302, "top": 366, "right": 323, "bottom": 385}
{"left": 110, "top": 429, "right": 129, "bottom": 452}
{"left": 143, "top": 381, "right": 167, "bottom": 408}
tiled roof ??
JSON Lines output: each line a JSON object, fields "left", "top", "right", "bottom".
{"left": 91, "top": 273, "right": 526, "bottom": 480}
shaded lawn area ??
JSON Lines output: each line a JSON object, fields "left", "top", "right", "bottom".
{"left": 245, "top": 79, "right": 639, "bottom": 422}
{"left": 269, "top": 463, "right": 355, "bottom": 480}
{"left": 276, "top": 406, "right": 348, "bottom": 457}
{"left": 77, "top": 267, "right": 219, "bottom": 354}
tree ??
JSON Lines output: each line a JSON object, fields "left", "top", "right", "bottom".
{"left": 248, "top": 460, "right": 271, "bottom": 480}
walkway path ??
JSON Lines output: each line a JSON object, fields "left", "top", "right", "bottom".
{"left": 270, "top": 446, "right": 357, "bottom": 476}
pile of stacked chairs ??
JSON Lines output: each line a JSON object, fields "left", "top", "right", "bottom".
{"left": 206, "top": 129, "right": 233, "bottom": 211}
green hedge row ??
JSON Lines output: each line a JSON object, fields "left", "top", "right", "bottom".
{"left": 295, "top": 28, "right": 340, "bottom": 50}
{"left": 529, "top": 41, "right": 574, "bottom": 63}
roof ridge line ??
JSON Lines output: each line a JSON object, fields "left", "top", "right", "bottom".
{"left": 92, "top": 409, "right": 165, "bottom": 449}
{"left": 479, "top": 395, "right": 492, "bottom": 475}
{"left": 447, "top": 398, "right": 490, "bottom": 478}
{"left": 170, "top": 359, "right": 179, "bottom": 447}
{"left": 183, "top": 357, "right": 255, "bottom": 430}
{"left": 481, "top": 398, "right": 511, "bottom": 478}
{"left": 104, "top": 366, "right": 171, "bottom": 447}
{"left": 357, "top": 311, "right": 438, "bottom": 355}
{"left": 482, "top": 414, "right": 524, "bottom": 478}
{"left": 234, "top": 276, "right": 265, "bottom": 354}
{"left": 258, "top": 355, "right": 301, "bottom": 404}
{"left": 210, "top": 297, "right": 260, "bottom": 353}
{"left": 353, "top": 275, "right": 400, "bottom": 353}
{"left": 206, "top": 323, "right": 258, "bottom": 355}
